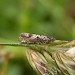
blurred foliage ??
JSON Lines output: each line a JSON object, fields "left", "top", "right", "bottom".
{"left": 0, "top": 0, "right": 75, "bottom": 75}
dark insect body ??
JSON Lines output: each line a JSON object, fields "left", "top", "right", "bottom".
{"left": 19, "top": 33, "right": 55, "bottom": 44}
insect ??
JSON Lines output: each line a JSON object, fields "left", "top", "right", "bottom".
{"left": 19, "top": 33, "right": 55, "bottom": 44}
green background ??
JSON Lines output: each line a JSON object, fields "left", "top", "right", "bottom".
{"left": 0, "top": 0, "right": 75, "bottom": 75}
